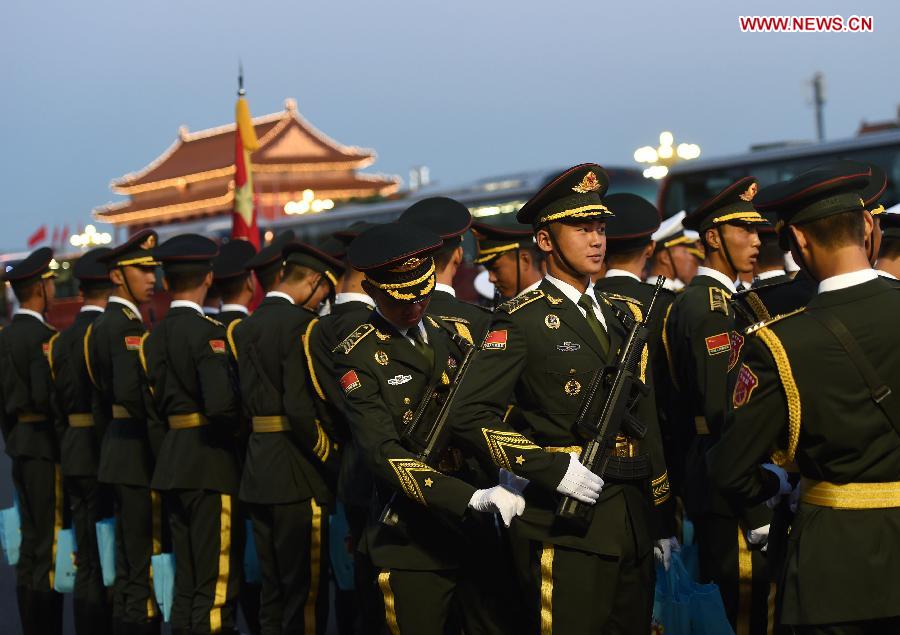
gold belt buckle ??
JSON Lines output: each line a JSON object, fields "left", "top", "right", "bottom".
{"left": 68, "top": 414, "right": 95, "bottom": 428}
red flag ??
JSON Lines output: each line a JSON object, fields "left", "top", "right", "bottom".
{"left": 52, "top": 226, "right": 59, "bottom": 247}
{"left": 232, "top": 95, "right": 260, "bottom": 250}
{"left": 27, "top": 225, "right": 47, "bottom": 248}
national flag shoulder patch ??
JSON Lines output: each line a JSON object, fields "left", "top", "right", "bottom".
{"left": 42, "top": 342, "right": 50, "bottom": 356}
{"left": 727, "top": 331, "right": 745, "bottom": 371}
{"left": 732, "top": 363, "right": 759, "bottom": 409}
{"left": 340, "top": 370, "right": 362, "bottom": 394}
{"left": 124, "top": 336, "right": 142, "bottom": 351}
{"left": 705, "top": 332, "right": 731, "bottom": 356}
{"left": 209, "top": 339, "right": 226, "bottom": 354}
{"left": 482, "top": 329, "right": 508, "bottom": 351}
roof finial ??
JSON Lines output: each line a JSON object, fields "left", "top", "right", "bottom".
{"left": 238, "top": 59, "right": 246, "bottom": 97}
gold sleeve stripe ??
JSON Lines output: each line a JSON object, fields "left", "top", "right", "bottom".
{"left": 226, "top": 319, "right": 241, "bottom": 360}
{"left": 651, "top": 471, "right": 671, "bottom": 505}
{"left": 312, "top": 419, "right": 331, "bottom": 463}
{"left": 48, "top": 465, "right": 63, "bottom": 589}
{"left": 623, "top": 302, "right": 649, "bottom": 384}
{"left": 303, "top": 319, "right": 326, "bottom": 401}
{"left": 387, "top": 458, "right": 438, "bottom": 505}
{"left": 46, "top": 332, "right": 60, "bottom": 380}
{"left": 83, "top": 324, "right": 97, "bottom": 388}
{"left": 757, "top": 326, "right": 801, "bottom": 466}
{"left": 661, "top": 302, "right": 679, "bottom": 391}
{"left": 481, "top": 428, "right": 541, "bottom": 470}
{"left": 540, "top": 543, "right": 554, "bottom": 635}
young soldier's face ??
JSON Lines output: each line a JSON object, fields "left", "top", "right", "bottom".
{"left": 119, "top": 265, "right": 157, "bottom": 304}
{"left": 486, "top": 251, "right": 521, "bottom": 298}
{"left": 540, "top": 220, "right": 606, "bottom": 277}
{"left": 720, "top": 224, "right": 761, "bottom": 274}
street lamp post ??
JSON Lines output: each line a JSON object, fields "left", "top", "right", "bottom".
{"left": 634, "top": 131, "right": 701, "bottom": 180}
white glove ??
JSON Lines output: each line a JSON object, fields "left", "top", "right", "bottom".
{"left": 653, "top": 537, "right": 680, "bottom": 571}
{"left": 746, "top": 524, "right": 770, "bottom": 552}
{"left": 789, "top": 482, "right": 801, "bottom": 513}
{"left": 499, "top": 468, "right": 530, "bottom": 494}
{"left": 762, "top": 463, "right": 792, "bottom": 509}
{"left": 468, "top": 485, "right": 526, "bottom": 527}
{"left": 555, "top": 453, "right": 604, "bottom": 504}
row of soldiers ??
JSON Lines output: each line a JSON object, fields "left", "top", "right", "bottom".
{"left": 2, "top": 158, "right": 899, "bottom": 635}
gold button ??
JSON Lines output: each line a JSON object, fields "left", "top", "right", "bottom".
{"left": 569, "top": 368, "right": 576, "bottom": 375}
{"left": 403, "top": 397, "right": 411, "bottom": 405}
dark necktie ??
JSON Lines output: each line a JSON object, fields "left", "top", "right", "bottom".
{"left": 410, "top": 326, "right": 434, "bottom": 368}
{"left": 578, "top": 294, "right": 610, "bottom": 357}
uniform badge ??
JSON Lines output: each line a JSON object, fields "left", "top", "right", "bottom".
{"left": 544, "top": 314, "right": 560, "bottom": 329}
{"left": 340, "top": 370, "right": 362, "bottom": 394}
{"left": 705, "top": 332, "right": 731, "bottom": 356}
{"left": 375, "top": 330, "right": 391, "bottom": 342}
{"left": 209, "top": 339, "right": 226, "bottom": 354}
{"left": 546, "top": 295, "right": 564, "bottom": 305}
{"left": 441, "top": 372, "right": 450, "bottom": 385}
{"left": 447, "top": 356, "right": 457, "bottom": 370}
{"left": 387, "top": 374, "right": 412, "bottom": 386}
{"left": 727, "top": 331, "right": 745, "bottom": 371}
{"left": 572, "top": 171, "right": 601, "bottom": 193}
{"left": 402, "top": 410, "right": 414, "bottom": 424}
{"left": 122, "top": 307, "right": 138, "bottom": 321}
{"left": 557, "top": 341, "right": 580, "bottom": 352}
{"left": 732, "top": 364, "right": 759, "bottom": 409}
{"left": 564, "top": 379, "right": 582, "bottom": 396}
{"left": 124, "top": 336, "right": 142, "bottom": 351}
{"left": 374, "top": 351, "right": 389, "bottom": 366}
{"left": 482, "top": 330, "right": 508, "bottom": 351}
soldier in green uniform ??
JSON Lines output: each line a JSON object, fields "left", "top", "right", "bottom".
{"left": 306, "top": 221, "right": 382, "bottom": 635}
{"left": 398, "top": 197, "right": 492, "bottom": 342}
{"left": 230, "top": 239, "right": 342, "bottom": 635}
{"left": 0, "top": 247, "right": 62, "bottom": 635}
{"left": 664, "top": 177, "right": 775, "bottom": 634}
{"left": 88, "top": 230, "right": 165, "bottom": 635}
{"left": 212, "top": 240, "right": 258, "bottom": 326}
{"left": 332, "top": 221, "right": 542, "bottom": 634}
{"left": 646, "top": 211, "right": 700, "bottom": 292}
{"left": 50, "top": 247, "right": 116, "bottom": 634}
{"left": 596, "top": 193, "right": 680, "bottom": 530}
{"left": 708, "top": 161, "right": 900, "bottom": 634}
{"left": 471, "top": 221, "right": 544, "bottom": 300}
{"left": 141, "top": 234, "right": 243, "bottom": 635}
{"left": 448, "top": 164, "right": 673, "bottom": 634}
{"left": 875, "top": 204, "right": 900, "bottom": 281}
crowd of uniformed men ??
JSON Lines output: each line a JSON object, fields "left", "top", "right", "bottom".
{"left": 1, "top": 158, "right": 899, "bottom": 635}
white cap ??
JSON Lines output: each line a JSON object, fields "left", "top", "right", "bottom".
{"left": 473, "top": 269, "right": 495, "bottom": 300}
{"left": 652, "top": 211, "right": 687, "bottom": 243}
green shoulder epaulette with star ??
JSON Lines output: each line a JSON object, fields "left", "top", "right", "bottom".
{"left": 498, "top": 289, "right": 544, "bottom": 314}
{"left": 333, "top": 324, "right": 375, "bottom": 354}
{"left": 745, "top": 307, "right": 805, "bottom": 335}
{"left": 437, "top": 315, "right": 470, "bottom": 325}
{"left": 601, "top": 292, "right": 642, "bottom": 306}
{"left": 708, "top": 287, "right": 731, "bottom": 315}
{"left": 203, "top": 314, "right": 224, "bottom": 327}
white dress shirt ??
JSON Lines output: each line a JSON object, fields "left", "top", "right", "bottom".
{"left": 170, "top": 300, "right": 204, "bottom": 314}
{"left": 80, "top": 305, "right": 104, "bottom": 313}
{"left": 605, "top": 269, "right": 642, "bottom": 282}
{"left": 14, "top": 308, "right": 45, "bottom": 323}
{"left": 756, "top": 269, "right": 786, "bottom": 281}
{"left": 109, "top": 295, "right": 142, "bottom": 317}
{"left": 220, "top": 304, "right": 249, "bottom": 315}
{"left": 266, "top": 291, "right": 295, "bottom": 305}
{"left": 817, "top": 268, "right": 878, "bottom": 294}
{"left": 876, "top": 269, "right": 898, "bottom": 280}
{"left": 335, "top": 292, "right": 374, "bottom": 307}
{"left": 544, "top": 274, "right": 608, "bottom": 331}
{"left": 435, "top": 283, "right": 456, "bottom": 297}
{"left": 696, "top": 266, "right": 737, "bottom": 293}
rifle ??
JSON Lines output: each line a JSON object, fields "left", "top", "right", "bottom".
{"left": 380, "top": 329, "right": 478, "bottom": 526}
{"left": 556, "top": 276, "right": 666, "bottom": 532}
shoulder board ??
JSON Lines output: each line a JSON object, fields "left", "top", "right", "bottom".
{"left": 599, "top": 291, "right": 643, "bottom": 306}
{"left": 498, "top": 289, "right": 544, "bottom": 314}
{"left": 745, "top": 307, "right": 806, "bottom": 335}
{"left": 202, "top": 314, "right": 224, "bottom": 327}
{"left": 708, "top": 287, "right": 731, "bottom": 315}
{"left": 121, "top": 306, "right": 140, "bottom": 322}
{"left": 333, "top": 323, "right": 375, "bottom": 354}
{"left": 436, "top": 315, "right": 470, "bottom": 325}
